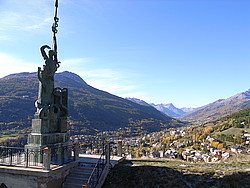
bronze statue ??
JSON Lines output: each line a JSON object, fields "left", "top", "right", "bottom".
{"left": 26, "top": 0, "right": 71, "bottom": 165}
{"left": 40, "top": 45, "right": 60, "bottom": 77}
{"left": 34, "top": 0, "right": 67, "bottom": 122}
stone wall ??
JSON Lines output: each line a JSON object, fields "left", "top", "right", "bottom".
{"left": 0, "top": 161, "right": 78, "bottom": 188}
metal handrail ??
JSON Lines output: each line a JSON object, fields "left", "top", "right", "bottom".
{"left": 87, "top": 144, "right": 109, "bottom": 187}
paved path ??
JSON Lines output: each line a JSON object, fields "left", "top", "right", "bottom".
{"left": 79, "top": 154, "right": 124, "bottom": 166}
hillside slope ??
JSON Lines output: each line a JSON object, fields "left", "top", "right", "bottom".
{"left": 181, "top": 90, "right": 250, "bottom": 123}
{"left": 0, "top": 71, "right": 184, "bottom": 133}
{"left": 193, "top": 106, "right": 250, "bottom": 146}
{"left": 208, "top": 106, "right": 250, "bottom": 132}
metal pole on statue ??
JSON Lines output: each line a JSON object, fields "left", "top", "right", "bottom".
{"left": 52, "top": 0, "right": 60, "bottom": 67}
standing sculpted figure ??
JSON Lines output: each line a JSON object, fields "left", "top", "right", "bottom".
{"left": 35, "top": 45, "right": 60, "bottom": 118}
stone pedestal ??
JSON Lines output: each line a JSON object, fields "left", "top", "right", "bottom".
{"left": 25, "top": 142, "right": 72, "bottom": 165}
{"left": 27, "top": 132, "right": 69, "bottom": 146}
{"left": 25, "top": 116, "right": 72, "bottom": 165}
{"left": 31, "top": 119, "right": 68, "bottom": 134}
{"left": 25, "top": 141, "right": 72, "bottom": 165}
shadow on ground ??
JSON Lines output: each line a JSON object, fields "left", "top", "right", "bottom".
{"left": 102, "top": 162, "right": 250, "bottom": 188}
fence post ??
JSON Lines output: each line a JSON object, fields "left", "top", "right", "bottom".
{"left": 74, "top": 140, "right": 79, "bottom": 161}
{"left": 10, "top": 148, "right": 13, "bottom": 165}
{"left": 43, "top": 147, "right": 51, "bottom": 170}
{"left": 117, "top": 140, "right": 123, "bottom": 157}
{"left": 105, "top": 143, "right": 110, "bottom": 165}
{"left": 25, "top": 149, "right": 29, "bottom": 168}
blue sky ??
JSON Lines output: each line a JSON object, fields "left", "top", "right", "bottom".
{"left": 0, "top": 0, "right": 249, "bottom": 108}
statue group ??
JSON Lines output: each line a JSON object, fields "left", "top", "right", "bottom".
{"left": 25, "top": 0, "right": 72, "bottom": 164}
{"left": 35, "top": 45, "right": 68, "bottom": 129}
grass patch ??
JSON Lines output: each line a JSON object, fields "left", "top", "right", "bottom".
{"left": 216, "top": 127, "right": 250, "bottom": 136}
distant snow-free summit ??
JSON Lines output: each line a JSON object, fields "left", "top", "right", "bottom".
{"left": 126, "top": 97, "right": 195, "bottom": 118}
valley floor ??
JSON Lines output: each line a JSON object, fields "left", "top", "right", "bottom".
{"left": 102, "top": 158, "right": 250, "bottom": 188}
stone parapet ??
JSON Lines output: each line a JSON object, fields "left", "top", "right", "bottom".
{"left": 0, "top": 161, "right": 78, "bottom": 188}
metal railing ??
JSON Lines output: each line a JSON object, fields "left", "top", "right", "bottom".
{"left": 87, "top": 152, "right": 106, "bottom": 187}
{"left": 0, "top": 144, "right": 77, "bottom": 169}
{"left": 87, "top": 144, "right": 110, "bottom": 187}
{"left": 0, "top": 146, "right": 44, "bottom": 168}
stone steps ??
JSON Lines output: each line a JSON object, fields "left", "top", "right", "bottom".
{"left": 62, "top": 162, "right": 96, "bottom": 188}
{"left": 63, "top": 181, "right": 84, "bottom": 188}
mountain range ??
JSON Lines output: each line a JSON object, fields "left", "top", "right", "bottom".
{"left": 151, "top": 103, "right": 194, "bottom": 118}
{"left": 0, "top": 71, "right": 184, "bottom": 134}
{"left": 1, "top": 70, "right": 250, "bottom": 134}
{"left": 128, "top": 89, "right": 250, "bottom": 124}
{"left": 126, "top": 98, "right": 195, "bottom": 118}
{"left": 181, "top": 89, "right": 250, "bottom": 123}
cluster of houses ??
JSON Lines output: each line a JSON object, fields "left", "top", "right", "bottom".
{"left": 122, "top": 128, "right": 250, "bottom": 162}
{"left": 181, "top": 148, "right": 230, "bottom": 163}
{"left": 181, "top": 144, "right": 250, "bottom": 163}
{"left": 70, "top": 127, "right": 250, "bottom": 163}
{"left": 244, "top": 132, "right": 250, "bottom": 145}
{"left": 230, "top": 145, "right": 249, "bottom": 154}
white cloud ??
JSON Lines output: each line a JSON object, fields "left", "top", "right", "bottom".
{"left": 55, "top": 57, "right": 138, "bottom": 96}
{"left": 61, "top": 57, "right": 92, "bottom": 67}
{"left": 83, "top": 69, "right": 154, "bottom": 102}
{"left": 22, "top": 17, "right": 52, "bottom": 31}
{"left": 119, "top": 92, "right": 156, "bottom": 102}
{"left": 0, "top": 53, "right": 37, "bottom": 78}
{"left": 76, "top": 68, "right": 142, "bottom": 98}
{"left": 59, "top": 59, "right": 141, "bottom": 97}
{"left": 0, "top": 1, "right": 52, "bottom": 37}
{"left": 87, "top": 78, "right": 136, "bottom": 93}
{"left": 0, "top": 35, "right": 10, "bottom": 41}
{"left": 83, "top": 69, "right": 124, "bottom": 79}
